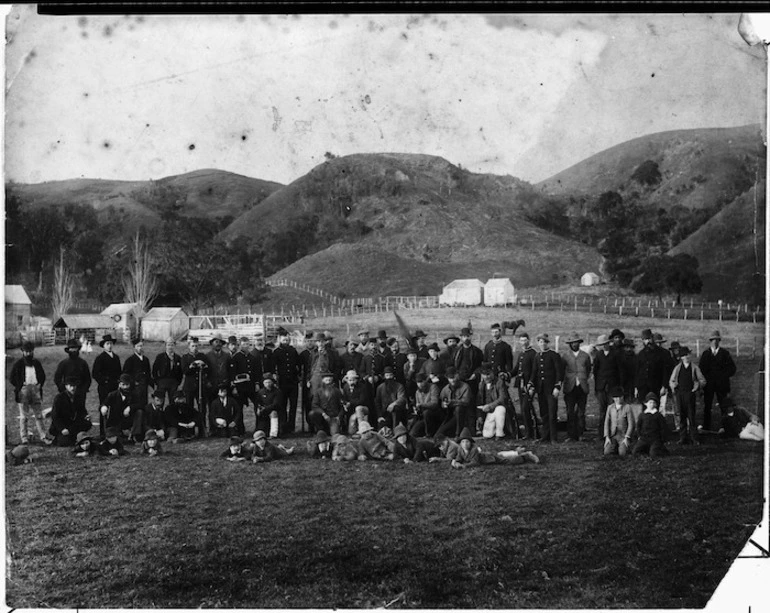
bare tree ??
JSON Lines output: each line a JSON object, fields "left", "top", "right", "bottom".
{"left": 122, "top": 233, "right": 159, "bottom": 314}
{"left": 52, "top": 246, "right": 74, "bottom": 321}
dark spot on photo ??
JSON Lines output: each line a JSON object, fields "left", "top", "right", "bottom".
{"left": 189, "top": 144, "right": 196, "bottom": 150}
{"left": 651, "top": 73, "right": 655, "bottom": 77}
{"left": 81, "top": 31, "right": 88, "bottom": 39}
{"left": 329, "top": 20, "right": 338, "bottom": 29}
{"left": 241, "top": 135, "right": 247, "bottom": 141}
{"left": 104, "top": 25, "right": 112, "bottom": 37}
{"left": 103, "top": 141, "right": 111, "bottom": 149}
{"left": 78, "top": 16, "right": 87, "bottom": 28}
{"left": 83, "top": 92, "right": 89, "bottom": 98}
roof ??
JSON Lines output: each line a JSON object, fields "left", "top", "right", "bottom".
{"left": 484, "top": 278, "right": 514, "bottom": 287}
{"left": 143, "top": 307, "right": 187, "bottom": 321}
{"left": 443, "top": 278, "right": 484, "bottom": 289}
{"left": 5, "top": 285, "right": 31, "bottom": 305}
{"left": 53, "top": 314, "right": 115, "bottom": 329}
{"left": 581, "top": 272, "right": 600, "bottom": 278}
{"left": 101, "top": 302, "right": 143, "bottom": 316}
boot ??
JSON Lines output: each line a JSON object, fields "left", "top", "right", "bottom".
{"left": 269, "top": 415, "right": 280, "bottom": 439}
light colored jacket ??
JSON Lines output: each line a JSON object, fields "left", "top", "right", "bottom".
{"left": 561, "top": 349, "right": 592, "bottom": 394}
{"left": 604, "top": 403, "right": 635, "bottom": 439}
{"left": 669, "top": 362, "right": 707, "bottom": 392}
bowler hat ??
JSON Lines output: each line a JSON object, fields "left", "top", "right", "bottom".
{"left": 709, "top": 330, "right": 722, "bottom": 341}
{"left": 393, "top": 424, "right": 408, "bottom": 438}
{"left": 64, "top": 376, "right": 80, "bottom": 387}
{"left": 678, "top": 346, "right": 692, "bottom": 358}
{"left": 387, "top": 337, "right": 398, "bottom": 346}
{"left": 594, "top": 334, "right": 610, "bottom": 346}
{"left": 518, "top": 331, "right": 530, "bottom": 339}
{"left": 313, "top": 332, "right": 327, "bottom": 342}
{"left": 106, "top": 426, "right": 121, "bottom": 438}
{"left": 10, "top": 445, "right": 29, "bottom": 460}
{"left": 644, "top": 393, "right": 659, "bottom": 405}
{"left": 209, "top": 333, "right": 224, "bottom": 345}
{"left": 151, "top": 389, "right": 164, "bottom": 399}
{"left": 565, "top": 331, "right": 583, "bottom": 344}
{"left": 21, "top": 340, "right": 35, "bottom": 352}
{"left": 231, "top": 435, "right": 244, "bottom": 445}
{"left": 144, "top": 429, "right": 158, "bottom": 440}
{"left": 377, "top": 330, "right": 388, "bottom": 340}
{"left": 427, "top": 342, "right": 440, "bottom": 352}
{"left": 460, "top": 327, "right": 472, "bottom": 336}
{"left": 275, "top": 327, "right": 289, "bottom": 337}
{"left": 131, "top": 336, "right": 143, "bottom": 346}
{"left": 443, "top": 335, "right": 460, "bottom": 344}
{"left": 413, "top": 329, "right": 427, "bottom": 338}
{"left": 174, "top": 390, "right": 186, "bottom": 400}
{"left": 406, "top": 346, "right": 417, "bottom": 355}
{"left": 610, "top": 328, "right": 625, "bottom": 340}
{"left": 641, "top": 329, "right": 653, "bottom": 340}
{"left": 670, "top": 340, "right": 681, "bottom": 349}
{"left": 445, "top": 366, "right": 458, "bottom": 377}
{"left": 457, "top": 427, "right": 475, "bottom": 443}
{"left": 99, "top": 334, "right": 117, "bottom": 347}
{"left": 262, "top": 372, "right": 274, "bottom": 381}
{"left": 610, "top": 386, "right": 624, "bottom": 398}
{"left": 227, "top": 335, "right": 238, "bottom": 345}
{"left": 490, "top": 323, "right": 501, "bottom": 330}
{"left": 383, "top": 366, "right": 394, "bottom": 375}
{"left": 64, "top": 339, "right": 82, "bottom": 353}
{"left": 653, "top": 333, "right": 666, "bottom": 344}
{"left": 239, "top": 336, "right": 250, "bottom": 343}
{"left": 623, "top": 339, "right": 636, "bottom": 348}
{"left": 252, "top": 431, "right": 266, "bottom": 442}
{"left": 315, "top": 430, "right": 331, "bottom": 443}
{"left": 720, "top": 396, "right": 735, "bottom": 410}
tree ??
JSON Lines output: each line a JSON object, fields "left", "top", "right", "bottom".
{"left": 122, "top": 233, "right": 159, "bottom": 313}
{"left": 629, "top": 254, "right": 702, "bottom": 301}
{"left": 52, "top": 246, "right": 74, "bottom": 321}
{"left": 631, "top": 160, "right": 662, "bottom": 187}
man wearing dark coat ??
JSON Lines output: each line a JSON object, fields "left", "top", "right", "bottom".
{"left": 529, "top": 333, "right": 563, "bottom": 443}
{"left": 53, "top": 338, "right": 92, "bottom": 414}
{"left": 92, "top": 334, "right": 122, "bottom": 437}
{"left": 593, "top": 334, "right": 624, "bottom": 437}
{"left": 698, "top": 330, "right": 737, "bottom": 430}
{"left": 180, "top": 336, "right": 210, "bottom": 436}
{"left": 152, "top": 338, "right": 183, "bottom": 406}
{"left": 272, "top": 331, "right": 302, "bottom": 434}
{"left": 340, "top": 340, "right": 365, "bottom": 379}
{"left": 100, "top": 373, "right": 134, "bottom": 434}
{"left": 634, "top": 329, "right": 666, "bottom": 403}
{"left": 50, "top": 376, "right": 92, "bottom": 446}
{"left": 122, "top": 337, "right": 154, "bottom": 411}
{"left": 228, "top": 336, "right": 255, "bottom": 414}
{"left": 512, "top": 332, "right": 538, "bottom": 439}
{"left": 249, "top": 335, "right": 275, "bottom": 392}
{"left": 454, "top": 327, "right": 484, "bottom": 398}
{"left": 341, "top": 369, "right": 374, "bottom": 434}
{"left": 483, "top": 323, "right": 514, "bottom": 379}
{"left": 411, "top": 329, "right": 430, "bottom": 361}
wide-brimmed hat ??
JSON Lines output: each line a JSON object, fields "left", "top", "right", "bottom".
{"left": 230, "top": 435, "right": 244, "bottom": 445}
{"left": 252, "top": 431, "right": 266, "bottom": 442}
{"left": 99, "top": 334, "right": 117, "bottom": 347}
{"left": 315, "top": 430, "right": 331, "bottom": 443}
{"left": 610, "top": 328, "right": 625, "bottom": 340}
{"left": 393, "top": 424, "right": 408, "bottom": 438}
{"left": 118, "top": 373, "right": 133, "bottom": 385}
{"left": 209, "top": 333, "right": 224, "bottom": 345}
{"left": 413, "top": 329, "right": 427, "bottom": 338}
{"left": 427, "top": 342, "right": 440, "bottom": 352}
{"left": 383, "top": 366, "right": 394, "bottom": 375}
{"left": 358, "top": 421, "right": 373, "bottom": 434}
{"left": 64, "top": 339, "right": 82, "bottom": 353}
{"left": 709, "top": 330, "right": 722, "bottom": 341}
{"left": 313, "top": 332, "right": 327, "bottom": 342}
{"left": 21, "top": 340, "right": 35, "bottom": 352}
{"left": 610, "top": 386, "right": 624, "bottom": 398}
{"left": 720, "top": 396, "right": 735, "bottom": 410}
{"left": 644, "top": 393, "right": 659, "bottom": 405}
{"left": 357, "top": 329, "right": 370, "bottom": 337}
{"left": 227, "top": 335, "right": 238, "bottom": 345}
{"left": 565, "top": 331, "right": 583, "bottom": 344}
{"left": 641, "top": 329, "right": 653, "bottom": 340}
{"left": 594, "top": 334, "right": 610, "bottom": 346}
{"left": 443, "top": 335, "right": 460, "bottom": 344}
{"left": 678, "top": 346, "right": 692, "bottom": 358}
{"left": 144, "top": 429, "right": 158, "bottom": 440}
{"left": 76, "top": 431, "right": 91, "bottom": 443}
{"left": 456, "top": 427, "right": 475, "bottom": 443}
{"left": 653, "top": 333, "right": 666, "bottom": 344}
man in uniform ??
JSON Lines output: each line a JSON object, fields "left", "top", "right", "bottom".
{"left": 483, "top": 323, "right": 514, "bottom": 380}
{"left": 272, "top": 331, "right": 301, "bottom": 434}
{"left": 529, "top": 333, "right": 563, "bottom": 444}
{"left": 92, "top": 334, "right": 121, "bottom": 438}
{"left": 512, "top": 332, "right": 538, "bottom": 439}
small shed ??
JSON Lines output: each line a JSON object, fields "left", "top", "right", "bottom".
{"left": 141, "top": 307, "right": 190, "bottom": 342}
{"left": 581, "top": 272, "right": 601, "bottom": 287}
{"left": 484, "top": 278, "right": 516, "bottom": 306}
{"left": 53, "top": 314, "right": 116, "bottom": 345}
{"left": 439, "top": 279, "right": 485, "bottom": 306}
{"left": 101, "top": 302, "right": 143, "bottom": 340}
{"left": 5, "top": 285, "right": 32, "bottom": 330}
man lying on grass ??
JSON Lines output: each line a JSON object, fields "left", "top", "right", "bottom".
{"left": 429, "top": 428, "right": 539, "bottom": 468}
{"left": 221, "top": 435, "right": 249, "bottom": 462}
{"left": 357, "top": 421, "right": 395, "bottom": 461}
{"left": 99, "top": 426, "right": 128, "bottom": 457}
{"left": 72, "top": 431, "right": 98, "bottom": 457}
{"left": 390, "top": 424, "right": 441, "bottom": 463}
{"left": 710, "top": 397, "right": 765, "bottom": 441}
{"left": 250, "top": 430, "right": 295, "bottom": 463}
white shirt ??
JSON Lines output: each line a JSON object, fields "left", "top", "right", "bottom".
{"left": 24, "top": 365, "right": 38, "bottom": 386}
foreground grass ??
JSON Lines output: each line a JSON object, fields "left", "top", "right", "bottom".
{"left": 5, "top": 434, "right": 763, "bottom": 609}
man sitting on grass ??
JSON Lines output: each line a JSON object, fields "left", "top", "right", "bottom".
{"left": 250, "top": 430, "right": 295, "bottom": 463}
{"left": 476, "top": 367, "right": 510, "bottom": 440}
{"left": 632, "top": 393, "right": 670, "bottom": 458}
{"left": 603, "top": 386, "right": 634, "bottom": 457}
{"left": 210, "top": 383, "right": 243, "bottom": 438}
{"left": 142, "top": 390, "right": 169, "bottom": 442}
{"left": 165, "top": 391, "right": 200, "bottom": 442}
{"left": 716, "top": 397, "right": 764, "bottom": 441}
{"left": 50, "top": 376, "right": 92, "bottom": 446}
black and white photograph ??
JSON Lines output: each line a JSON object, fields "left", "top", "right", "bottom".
{"left": 3, "top": 6, "right": 768, "bottom": 609}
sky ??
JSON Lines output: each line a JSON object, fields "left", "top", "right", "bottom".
{"left": 3, "top": 9, "right": 767, "bottom": 186}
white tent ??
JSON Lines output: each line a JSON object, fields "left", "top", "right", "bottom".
{"left": 439, "top": 279, "right": 484, "bottom": 306}
{"left": 484, "top": 278, "right": 516, "bottom": 306}
{"left": 141, "top": 307, "right": 190, "bottom": 342}
{"left": 580, "top": 272, "right": 601, "bottom": 287}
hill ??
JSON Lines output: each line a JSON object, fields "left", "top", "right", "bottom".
{"left": 222, "top": 153, "right": 602, "bottom": 291}
{"left": 537, "top": 124, "right": 764, "bottom": 211}
{"left": 669, "top": 181, "right": 765, "bottom": 302}
{"left": 8, "top": 169, "right": 283, "bottom": 226}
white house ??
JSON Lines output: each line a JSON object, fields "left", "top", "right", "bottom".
{"left": 580, "top": 272, "right": 601, "bottom": 287}
{"left": 101, "top": 303, "right": 144, "bottom": 341}
{"left": 5, "top": 285, "right": 32, "bottom": 330}
{"left": 439, "top": 279, "right": 485, "bottom": 306}
{"left": 141, "top": 307, "right": 190, "bottom": 342}
{"left": 484, "top": 278, "right": 516, "bottom": 306}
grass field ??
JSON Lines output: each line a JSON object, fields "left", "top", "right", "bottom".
{"left": 4, "top": 309, "right": 766, "bottom": 608}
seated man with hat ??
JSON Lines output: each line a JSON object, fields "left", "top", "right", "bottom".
{"left": 165, "top": 390, "right": 201, "bottom": 442}
{"left": 255, "top": 372, "right": 284, "bottom": 438}
{"left": 9, "top": 340, "right": 49, "bottom": 444}
{"left": 409, "top": 373, "right": 444, "bottom": 438}
{"left": 476, "top": 366, "right": 512, "bottom": 440}
{"left": 210, "top": 382, "right": 244, "bottom": 438}
{"left": 375, "top": 366, "right": 408, "bottom": 430}
{"left": 100, "top": 373, "right": 134, "bottom": 440}
{"left": 308, "top": 371, "right": 344, "bottom": 435}
{"left": 632, "top": 393, "right": 670, "bottom": 458}
{"left": 53, "top": 338, "right": 92, "bottom": 416}
{"left": 341, "top": 369, "right": 373, "bottom": 436}
{"left": 436, "top": 366, "right": 474, "bottom": 438}
{"left": 50, "top": 376, "right": 92, "bottom": 446}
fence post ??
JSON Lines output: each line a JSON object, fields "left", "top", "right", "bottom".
{"left": 635, "top": 306, "right": 639, "bottom": 316}
{"left": 719, "top": 310, "right": 722, "bottom": 322}
{"left": 532, "top": 301, "right": 535, "bottom": 311}
{"left": 736, "top": 338, "right": 740, "bottom": 357}
{"left": 696, "top": 339, "right": 700, "bottom": 355}
{"left": 701, "top": 310, "right": 704, "bottom": 320}
{"left": 651, "top": 308, "right": 654, "bottom": 318}
{"left": 619, "top": 306, "right": 623, "bottom": 316}
{"left": 684, "top": 309, "right": 688, "bottom": 320}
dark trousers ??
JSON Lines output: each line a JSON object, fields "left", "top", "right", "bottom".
{"left": 382, "top": 406, "right": 409, "bottom": 430}
{"left": 185, "top": 388, "right": 209, "bottom": 435}
{"left": 564, "top": 386, "right": 587, "bottom": 440}
{"left": 537, "top": 390, "right": 558, "bottom": 442}
{"left": 97, "top": 383, "right": 118, "bottom": 438}
{"left": 414, "top": 438, "right": 441, "bottom": 461}
{"left": 50, "top": 418, "right": 92, "bottom": 446}
{"left": 595, "top": 389, "right": 610, "bottom": 437}
{"left": 518, "top": 389, "right": 539, "bottom": 439}
{"left": 156, "top": 379, "right": 180, "bottom": 406}
{"left": 301, "top": 382, "right": 312, "bottom": 432}
{"left": 409, "top": 408, "right": 447, "bottom": 438}
{"left": 676, "top": 389, "right": 698, "bottom": 443}
{"left": 280, "top": 382, "right": 299, "bottom": 433}
{"left": 703, "top": 385, "right": 729, "bottom": 431}
{"left": 632, "top": 438, "right": 669, "bottom": 457}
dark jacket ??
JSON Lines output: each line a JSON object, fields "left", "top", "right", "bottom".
{"left": 206, "top": 349, "right": 231, "bottom": 386}
{"left": 341, "top": 380, "right": 373, "bottom": 411}
{"left": 210, "top": 396, "right": 242, "bottom": 424}
{"left": 593, "top": 348, "right": 623, "bottom": 393}
{"left": 51, "top": 391, "right": 89, "bottom": 434}
{"left": 483, "top": 340, "right": 514, "bottom": 376}
{"left": 375, "top": 380, "right": 407, "bottom": 415}
{"left": 476, "top": 377, "right": 511, "bottom": 409}
{"left": 102, "top": 389, "right": 132, "bottom": 428}
{"left": 255, "top": 386, "right": 284, "bottom": 416}
{"left": 634, "top": 344, "right": 666, "bottom": 393}
{"left": 454, "top": 343, "right": 484, "bottom": 381}
{"left": 512, "top": 347, "right": 537, "bottom": 390}
{"left": 272, "top": 344, "right": 301, "bottom": 385}
{"left": 311, "top": 385, "right": 344, "bottom": 418}
{"left": 340, "top": 350, "right": 365, "bottom": 378}
{"left": 530, "top": 349, "right": 564, "bottom": 394}
{"left": 92, "top": 351, "right": 122, "bottom": 389}
{"left": 122, "top": 353, "right": 154, "bottom": 392}
{"left": 152, "top": 352, "right": 183, "bottom": 385}
{"left": 698, "top": 347, "right": 737, "bottom": 393}
{"left": 249, "top": 348, "right": 275, "bottom": 384}
{"left": 54, "top": 355, "right": 91, "bottom": 393}
{"left": 181, "top": 351, "right": 210, "bottom": 394}
{"left": 9, "top": 357, "right": 46, "bottom": 402}
{"left": 636, "top": 410, "right": 669, "bottom": 444}
{"left": 165, "top": 401, "right": 198, "bottom": 427}
{"left": 142, "top": 405, "right": 168, "bottom": 433}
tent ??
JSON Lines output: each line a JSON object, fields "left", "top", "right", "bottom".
{"left": 484, "top": 278, "right": 516, "bottom": 306}
{"left": 141, "top": 307, "right": 190, "bottom": 342}
{"left": 439, "top": 279, "right": 484, "bottom": 306}
{"left": 580, "top": 272, "right": 601, "bottom": 287}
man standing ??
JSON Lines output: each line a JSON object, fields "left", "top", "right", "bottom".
{"left": 92, "top": 334, "right": 122, "bottom": 438}
{"left": 593, "top": 334, "right": 623, "bottom": 437}
{"left": 272, "top": 331, "right": 301, "bottom": 434}
{"left": 561, "top": 331, "right": 591, "bottom": 442}
{"left": 529, "top": 333, "right": 563, "bottom": 444}
{"left": 440, "top": 334, "right": 460, "bottom": 370}
{"left": 122, "top": 337, "right": 154, "bottom": 416}
{"left": 249, "top": 335, "right": 275, "bottom": 392}
{"left": 669, "top": 346, "right": 707, "bottom": 445}
{"left": 152, "top": 338, "right": 183, "bottom": 406}
{"left": 698, "top": 330, "right": 737, "bottom": 431}
{"left": 512, "top": 332, "right": 538, "bottom": 440}
{"left": 483, "top": 323, "right": 514, "bottom": 380}
{"left": 181, "top": 336, "right": 210, "bottom": 436}
{"left": 419, "top": 342, "right": 445, "bottom": 387}
{"left": 454, "top": 327, "right": 484, "bottom": 398}
{"left": 412, "top": 329, "right": 430, "bottom": 360}
{"left": 228, "top": 336, "right": 255, "bottom": 416}
{"left": 388, "top": 337, "right": 408, "bottom": 387}
{"left": 206, "top": 332, "right": 231, "bottom": 406}
{"left": 341, "top": 339, "right": 365, "bottom": 379}
{"left": 9, "top": 341, "right": 48, "bottom": 444}
{"left": 54, "top": 338, "right": 92, "bottom": 416}
{"left": 634, "top": 329, "right": 666, "bottom": 403}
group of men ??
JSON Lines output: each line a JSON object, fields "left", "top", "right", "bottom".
{"left": 9, "top": 321, "right": 751, "bottom": 450}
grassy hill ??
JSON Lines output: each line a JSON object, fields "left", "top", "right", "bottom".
{"left": 669, "top": 181, "right": 766, "bottom": 302}
{"left": 223, "top": 153, "right": 602, "bottom": 293}
{"left": 537, "top": 124, "right": 764, "bottom": 211}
